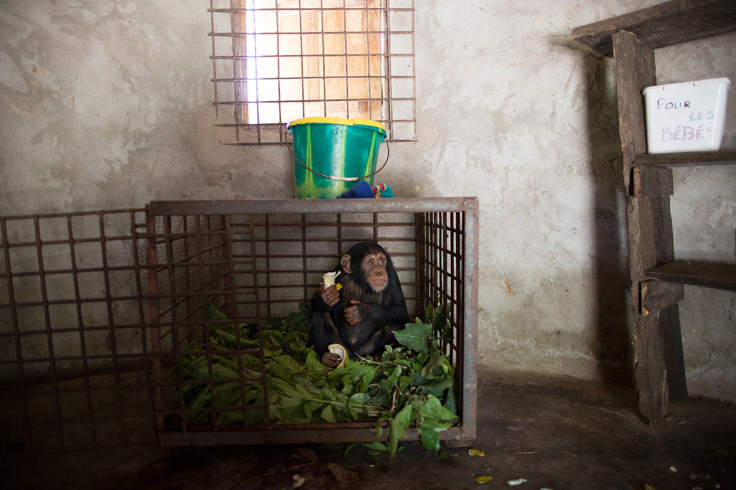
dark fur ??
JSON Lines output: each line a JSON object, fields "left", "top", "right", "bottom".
{"left": 308, "top": 242, "right": 410, "bottom": 361}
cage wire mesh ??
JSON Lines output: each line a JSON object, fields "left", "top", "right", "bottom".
{"left": 0, "top": 198, "right": 477, "bottom": 453}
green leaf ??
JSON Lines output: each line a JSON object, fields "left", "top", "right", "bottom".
{"left": 419, "top": 394, "right": 458, "bottom": 422}
{"left": 268, "top": 361, "right": 292, "bottom": 380}
{"left": 348, "top": 363, "right": 378, "bottom": 392}
{"left": 321, "top": 404, "right": 337, "bottom": 423}
{"left": 363, "top": 441, "right": 389, "bottom": 452}
{"left": 273, "top": 354, "right": 302, "bottom": 374}
{"left": 338, "top": 375, "right": 355, "bottom": 395}
{"left": 349, "top": 392, "right": 370, "bottom": 405}
{"left": 268, "top": 377, "right": 303, "bottom": 399}
{"left": 305, "top": 349, "right": 328, "bottom": 374}
{"left": 387, "top": 365, "right": 402, "bottom": 384}
{"left": 286, "top": 306, "right": 311, "bottom": 332}
{"left": 245, "top": 407, "right": 266, "bottom": 424}
{"left": 420, "top": 426, "right": 440, "bottom": 451}
{"left": 217, "top": 409, "right": 244, "bottom": 426}
{"left": 301, "top": 402, "right": 313, "bottom": 419}
{"left": 213, "top": 327, "right": 238, "bottom": 346}
{"left": 419, "top": 417, "right": 453, "bottom": 432}
{"left": 277, "top": 395, "right": 303, "bottom": 408}
{"left": 431, "top": 303, "right": 446, "bottom": 331}
{"left": 389, "top": 403, "right": 413, "bottom": 458}
{"left": 369, "top": 393, "right": 390, "bottom": 409}
{"left": 394, "top": 319, "right": 432, "bottom": 353}
{"left": 294, "top": 383, "right": 311, "bottom": 397}
{"left": 378, "top": 378, "right": 394, "bottom": 394}
{"left": 415, "top": 351, "right": 429, "bottom": 365}
{"left": 275, "top": 403, "right": 311, "bottom": 423}
{"left": 416, "top": 377, "right": 454, "bottom": 398}
{"left": 206, "top": 302, "right": 230, "bottom": 322}
{"left": 210, "top": 362, "right": 239, "bottom": 380}
{"left": 420, "top": 352, "right": 447, "bottom": 379}
{"left": 186, "top": 386, "right": 212, "bottom": 412}
{"left": 444, "top": 387, "right": 457, "bottom": 415}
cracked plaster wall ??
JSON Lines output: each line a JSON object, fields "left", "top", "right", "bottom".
{"left": 0, "top": 0, "right": 734, "bottom": 401}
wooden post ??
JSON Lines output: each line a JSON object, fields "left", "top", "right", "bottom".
{"left": 613, "top": 30, "right": 687, "bottom": 423}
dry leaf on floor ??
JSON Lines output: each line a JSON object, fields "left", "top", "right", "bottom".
{"left": 326, "top": 461, "right": 358, "bottom": 484}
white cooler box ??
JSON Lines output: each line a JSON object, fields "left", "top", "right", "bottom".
{"left": 643, "top": 77, "right": 731, "bottom": 153}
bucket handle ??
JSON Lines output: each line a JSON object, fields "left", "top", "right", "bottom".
{"left": 285, "top": 129, "right": 390, "bottom": 182}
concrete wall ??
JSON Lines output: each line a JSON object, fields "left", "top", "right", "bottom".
{"left": 1, "top": 1, "right": 734, "bottom": 401}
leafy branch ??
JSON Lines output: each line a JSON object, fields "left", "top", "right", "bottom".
{"left": 181, "top": 302, "right": 458, "bottom": 458}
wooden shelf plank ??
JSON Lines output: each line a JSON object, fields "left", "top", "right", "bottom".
{"left": 645, "top": 261, "right": 736, "bottom": 291}
{"left": 634, "top": 151, "right": 736, "bottom": 167}
{"left": 572, "top": 0, "right": 736, "bottom": 56}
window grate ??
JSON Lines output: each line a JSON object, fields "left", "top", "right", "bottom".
{"left": 208, "top": 0, "right": 416, "bottom": 144}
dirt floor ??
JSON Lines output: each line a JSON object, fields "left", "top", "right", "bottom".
{"left": 3, "top": 369, "right": 735, "bottom": 490}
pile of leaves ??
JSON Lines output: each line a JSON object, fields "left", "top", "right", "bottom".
{"left": 181, "top": 302, "right": 459, "bottom": 457}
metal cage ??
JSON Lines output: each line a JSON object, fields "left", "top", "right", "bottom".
{"left": 0, "top": 198, "right": 478, "bottom": 453}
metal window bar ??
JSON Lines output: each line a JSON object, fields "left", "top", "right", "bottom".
{"left": 208, "top": 0, "right": 416, "bottom": 144}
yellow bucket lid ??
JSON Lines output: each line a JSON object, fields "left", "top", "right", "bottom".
{"left": 287, "top": 117, "right": 386, "bottom": 134}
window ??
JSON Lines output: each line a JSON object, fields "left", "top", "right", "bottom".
{"left": 209, "top": 0, "right": 416, "bottom": 144}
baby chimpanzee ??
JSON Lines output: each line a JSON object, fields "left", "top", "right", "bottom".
{"left": 309, "top": 242, "right": 410, "bottom": 367}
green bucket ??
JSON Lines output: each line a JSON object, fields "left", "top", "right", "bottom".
{"left": 287, "top": 117, "right": 388, "bottom": 199}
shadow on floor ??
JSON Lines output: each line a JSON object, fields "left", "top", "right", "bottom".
{"left": 4, "top": 369, "right": 735, "bottom": 490}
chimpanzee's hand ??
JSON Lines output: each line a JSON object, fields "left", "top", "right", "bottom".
{"left": 319, "top": 284, "right": 340, "bottom": 307}
{"left": 344, "top": 300, "right": 365, "bottom": 325}
{"left": 321, "top": 352, "right": 342, "bottom": 368}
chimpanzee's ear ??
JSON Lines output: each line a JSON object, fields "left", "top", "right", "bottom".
{"left": 340, "top": 254, "right": 353, "bottom": 274}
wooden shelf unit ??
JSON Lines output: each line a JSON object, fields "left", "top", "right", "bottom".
{"left": 573, "top": 0, "right": 736, "bottom": 423}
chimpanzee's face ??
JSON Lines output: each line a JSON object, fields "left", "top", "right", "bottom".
{"left": 361, "top": 252, "right": 388, "bottom": 292}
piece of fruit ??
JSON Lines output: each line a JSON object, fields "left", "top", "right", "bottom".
{"left": 323, "top": 271, "right": 342, "bottom": 290}
{"left": 328, "top": 343, "right": 347, "bottom": 368}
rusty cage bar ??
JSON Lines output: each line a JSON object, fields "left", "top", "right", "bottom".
{"left": 0, "top": 209, "right": 155, "bottom": 453}
{"left": 0, "top": 198, "right": 478, "bottom": 453}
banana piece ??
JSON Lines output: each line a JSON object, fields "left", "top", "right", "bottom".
{"left": 328, "top": 343, "right": 347, "bottom": 368}
{"left": 322, "top": 271, "right": 342, "bottom": 290}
